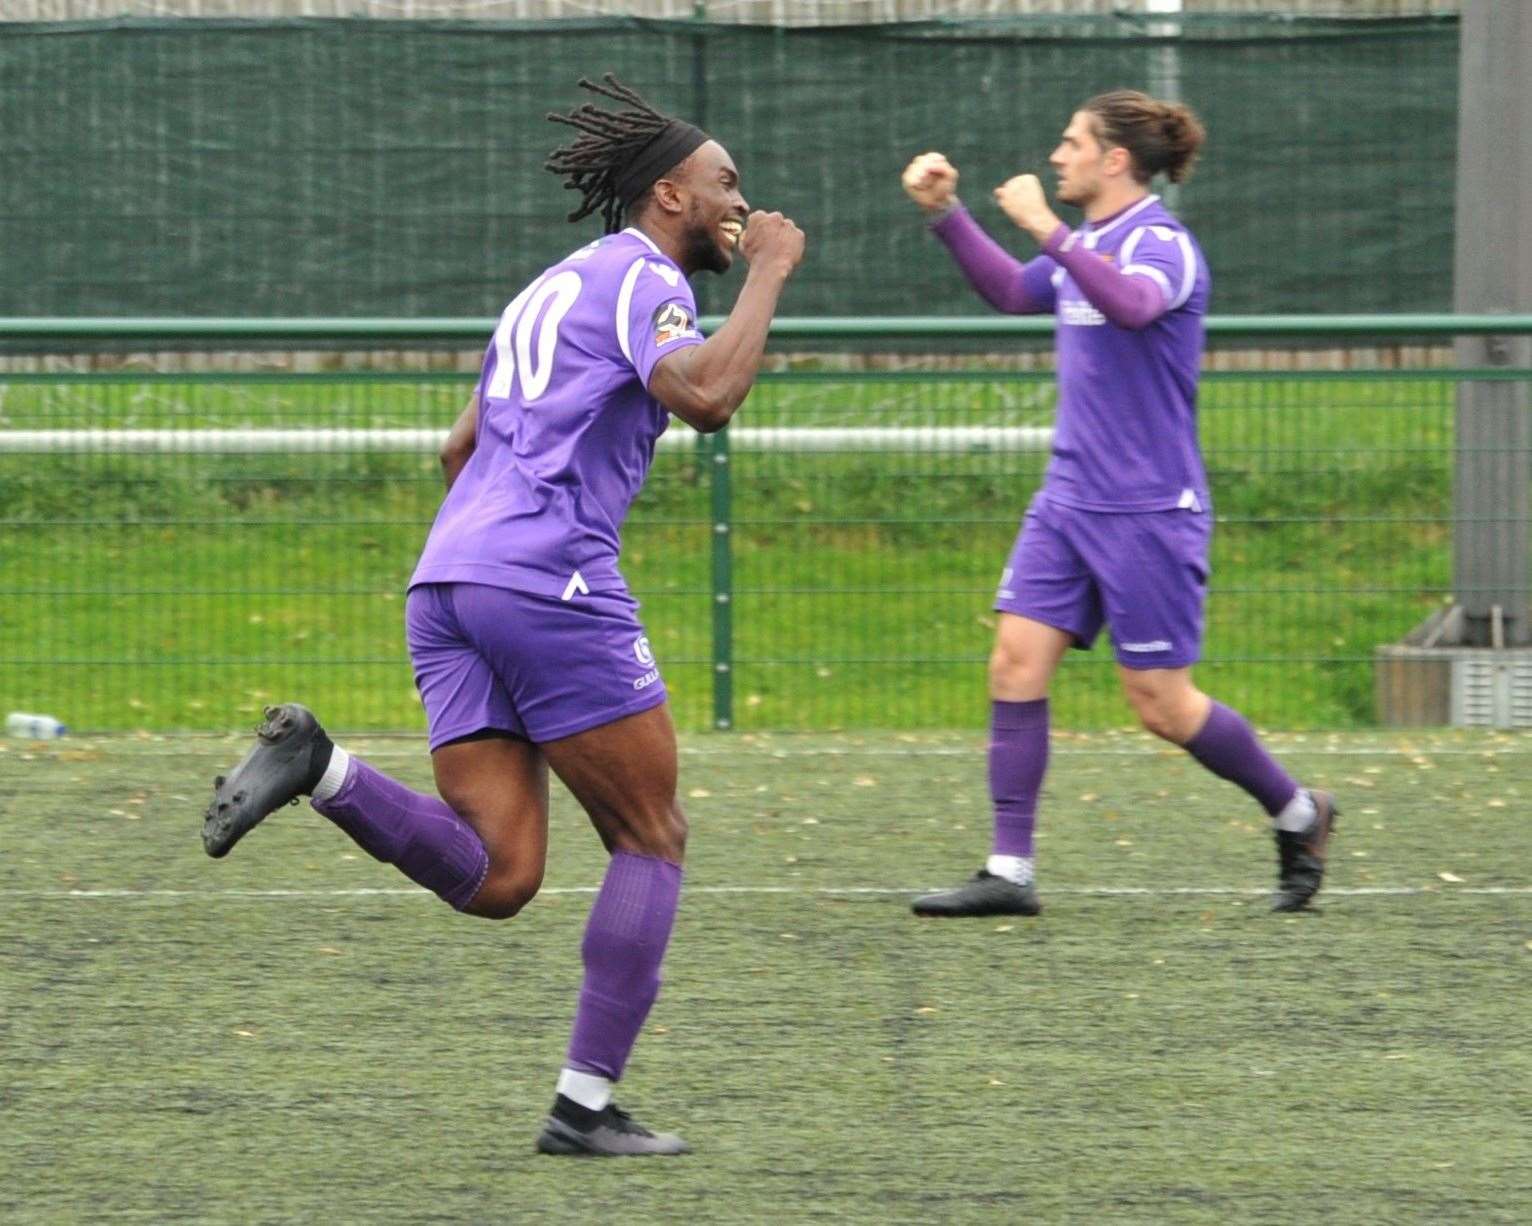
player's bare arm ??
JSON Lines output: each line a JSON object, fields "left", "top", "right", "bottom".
{"left": 439, "top": 393, "right": 478, "bottom": 490}
{"left": 901, "top": 151, "right": 960, "bottom": 214}
{"left": 648, "top": 209, "right": 805, "bottom": 434}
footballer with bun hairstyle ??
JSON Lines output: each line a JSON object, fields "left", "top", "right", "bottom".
{"left": 903, "top": 90, "right": 1338, "bottom": 919}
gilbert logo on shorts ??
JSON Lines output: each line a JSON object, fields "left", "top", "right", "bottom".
{"left": 1120, "top": 640, "right": 1173, "bottom": 653}
{"left": 631, "top": 635, "right": 661, "bottom": 691}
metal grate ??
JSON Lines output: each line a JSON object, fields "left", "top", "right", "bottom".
{"left": 1451, "top": 653, "right": 1532, "bottom": 729}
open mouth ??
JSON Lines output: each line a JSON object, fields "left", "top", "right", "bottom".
{"left": 719, "top": 219, "right": 744, "bottom": 248}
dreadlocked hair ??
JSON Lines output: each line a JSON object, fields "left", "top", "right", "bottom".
{"left": 546, "top": 74, "right": 676, "bottom": 234}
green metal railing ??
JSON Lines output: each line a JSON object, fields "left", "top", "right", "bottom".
{"left": 2, "top": 316, "right": 1528, "bottom": 733}
{"left": 3, "top": 315, "right": 1530, "bottom": 341}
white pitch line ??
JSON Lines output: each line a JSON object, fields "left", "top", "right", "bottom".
{"left": 693, "top": 747, "right": 1532, "bottom": 759}
{"left": 8, "top": 744, "right": 1532, "bottom": 760}
{"left": 2, "top": 885, "right": 1527, "bottom": 902}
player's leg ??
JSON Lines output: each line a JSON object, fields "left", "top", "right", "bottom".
{"left": 913, "top": 495, "right": 1102, "bottom": 918}
{"left": 201, "top": 584, "right": 547, "bottom": 916}
{"left": 303, "top": 727, "right": 549, "bottom": 918}
{"left": 986, "top": 612, "right": 1072, "bottom": 877}
{"left": 428, "top": 734, "right": 550, "bottom": 918}
{"left": 533, "top": 702, "right": 688, "bottom": 1156}
{"left": 200, "top": 703, "right": 497, "bottom": 912}
{"left": 479, "top": 584, "right": 688, "bottom": 1156}
{"left": 309, "top": 583, "right": 551, "bottom": 915}
{"left": 1097, "top": 510, "right": 1337, "bottom": 911}
{"left": 1118, "top": 664, "right": 1337, "bottom": 911}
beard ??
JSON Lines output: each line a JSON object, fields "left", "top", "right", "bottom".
{"left": 1055, "top": 180, "right": 1088, "bottom": 207}
{"left": 683, "top": 206, "right": 733, "bottom": 274}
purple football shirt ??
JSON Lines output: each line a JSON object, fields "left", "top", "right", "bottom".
{"left": 410, "top": 229, "right": 706, "bottom": 599}
{"left": 1038, "top": 195, "right": 1212, "bottom": 512}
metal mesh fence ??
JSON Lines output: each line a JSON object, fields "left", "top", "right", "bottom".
{"left": 0, "top": 14, "right": 1458, "bottom": 318}
{"left": 4, "top": 319, "right": 1525, "bottom": 733}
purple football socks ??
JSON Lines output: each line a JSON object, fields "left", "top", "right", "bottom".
{"left": 310, "top": 757, "right": 490, "bottom": 911}
{"left": 990, "top": 698, "right": 1050, "bottom": 858}
{"left": 566, "top": 852, "right": 684, "bottom": 1082}
{"left": 1183, "top": 700, "right": 1300, "bottom": 817}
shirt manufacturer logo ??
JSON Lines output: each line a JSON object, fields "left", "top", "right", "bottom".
{"left": 647, "top": 261, "right": 681, "bottom": 287}
{"left": 633, "top": 635, "right": 655, "bottom": 667}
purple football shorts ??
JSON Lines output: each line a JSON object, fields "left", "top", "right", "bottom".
{"left": 405, "top": 582, "right": 667, "bottom": 749}
{"left": 994, "top": 492, "right": 1211, "bottom": 670}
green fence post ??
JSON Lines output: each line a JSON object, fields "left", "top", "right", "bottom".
{"left": 710, "top": 426, "right": 734, "bottom": 730}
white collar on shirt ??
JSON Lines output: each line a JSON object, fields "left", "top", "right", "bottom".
{"left": 1082, "top": 194, "right": 1160, "bottom": 249}
{"left": 621, "top": 226, "right": 663, "bottom": 256}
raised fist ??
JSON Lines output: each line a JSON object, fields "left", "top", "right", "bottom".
{"left": 739, "top": 210, "right": 806, "bottom": 275}
{"left": 901, "top": 152, "right": 959, "bottom": 213}
{"left": 992, "top": 173, "right": 1059, "bottom": 241}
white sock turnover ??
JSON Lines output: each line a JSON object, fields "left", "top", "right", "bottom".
{"left": 986, "top": 854, "right": 1035, "bottom": 886}
{"left": 556, "top": 1068, "right": 613, "bottom": 1112}
{"left": 311, "top": 745, "right": 350, "bottom": 802}
{"left": 1273, "top": 788, "right": 1317, "bottom": 833}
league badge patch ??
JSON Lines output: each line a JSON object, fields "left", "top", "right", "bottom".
{"left": 653, "top": 303, "right": 700, "bottom": 346}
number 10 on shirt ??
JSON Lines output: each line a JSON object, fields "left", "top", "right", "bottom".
{"left": 485, "top": 269, "right": 585, "bottom": 403}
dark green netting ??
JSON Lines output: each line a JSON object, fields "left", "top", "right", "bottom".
{"left": 0, "top": 15, "right": 1457, "bottom": 318}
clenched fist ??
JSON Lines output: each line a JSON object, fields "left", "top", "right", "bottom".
{"left": 993, "top": 174, "right": 1061, "bottom": 243}
{"left": 739, "top": 210, "right": 805, "bottom": 277}
{"left": 901, "top": 151, "right": 959, "bottom": 213}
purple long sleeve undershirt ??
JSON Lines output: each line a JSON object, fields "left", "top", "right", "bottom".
{"left": 928, "top": 204, "right": 1046, "bottom": 314}
{"left": 1040, "top": 222, "right": 1168, "bottom": 330}
{"left": 930, "top": 205, "right": 1169, "bottom": 330}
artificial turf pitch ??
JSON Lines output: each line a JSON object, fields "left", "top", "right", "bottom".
{"left": 3, "top": 730, "right": 1528, "bottom": 1223}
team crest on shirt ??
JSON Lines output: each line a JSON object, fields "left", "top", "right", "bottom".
{"left": 653, "top": 303, "right": 700, "bottom": 347}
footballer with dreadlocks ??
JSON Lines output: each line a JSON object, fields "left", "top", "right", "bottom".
{"left": 202, "top": 74, "right": 804, "bottom": 1156}
{"left": 902, "top": 91, "right": 1337, "bottom": 920}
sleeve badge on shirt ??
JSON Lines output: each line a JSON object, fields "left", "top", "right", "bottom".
{"left": 653, "top": 303, "right": 700, "bottom": 347}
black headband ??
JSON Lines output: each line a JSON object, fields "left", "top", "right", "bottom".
{"left": 614, "top": 120, "right": 710, "bottom": 209}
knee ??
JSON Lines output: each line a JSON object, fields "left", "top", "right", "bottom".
{"left": 988, "top": 642, "right": 1037, "bottom": 695}
{"left": 652, "top": 804, "right": 688, "bottom": 863}
{"left": 627, "top": 802, "right": 688, "bottom": 865}
{"left": 1134, "top": 701, "right": 1182, "bottom": 742}
{"left": 1124, "top": 685, "right": 1200, "bottom": 744}
{"left": 466, "top": 861, "right": 544, "bottom": 921}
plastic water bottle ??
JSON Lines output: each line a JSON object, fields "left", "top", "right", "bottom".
{"left": 5, "top": 712, "right": 69, "bottom": 739}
